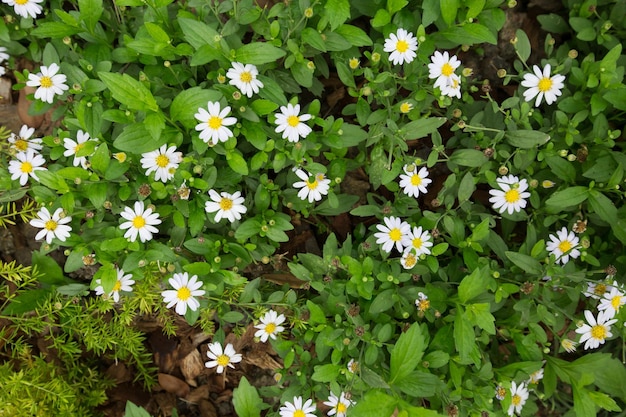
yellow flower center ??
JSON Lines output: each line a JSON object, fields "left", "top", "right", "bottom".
{"left": 591, "top": 324, "right": 607, "bottom": 340}
{"left": 113, "top": 280, "right": 122, "bottom": 292}
{"left": 177, "top": 286, "right": 191, "bottom": 301}
{"left": 155, "top": 154, "right": 170, "bottom": 168}
{"left": 219, "top": 197, "right": 233, "bottom": 211}
{"left": 336, "top": 403, "right": 347, "bottom": 414}
{"left": 287, "top": 115, "right": 300, "bottom": 127}
{"left": 349, "top": 362, "right": 358, "bottom": 372}
{"left": 404, "top": 253, "right": 417, "bottom": 268}
{"left": 388, "top": 227, "right": 402, "bottom": 242}
{"left": 400, "top": 102, "right": 412, "bottom": 113}
{"left": 39, "top": 76, "right": 53, "bottom": 88}
{"left": 132, "top": 216, "right": 146, "bottom": 229}
{"left": 306, "top": 178, "right": 318, "bottom": 190}
{"left": 44, "top": 220, "right": 57, "bottom": 231}
{"left": 558, "top": 240, "right": 572, "bottom": 253}
{"left": 417, "top": 299, "right": 430, "bottom": 312}
{"left": 511, "top": 394, "right": 521, "bottom": 406}
{"left": 396, "top": 39, "right": 408, "bottom": 53}
{"left": 349, "top": 58, "right": 359, "bottom": 69}
{"left": 496, "top": 386, "right": 506, "bottom": 398}
{"left": 611, "top": 295, "right": 622, "bottom": 310}
{"left": 216, "top": 354, "right": 230, "bottom": 367}
{"left": 538, "top": 77, "right": 553, "bottom": 93}
{"left": 441, "top": 62, "right": 454, "bottom": 77}
{"left": 504, "top": 189, "right": 520, "bottom": 203}
{"left": 411, "top": 174, "right": 422, "bottom": 186}
{"left": 15, "top": 0, "right": 28, "bottom": 4}
{"left": 74, "top": 142, "right": 84, "bottom": 153}
{"left": 208, "top": 116, "right": 223, "bottom": 129}
{"left": 240, "top": 71, "right": 252, "bottom": 83}
{"left": 412, "top": 237, "right": 423, "bottom": 249}
{"left": 264, "top": 322, "right": 276, "bottom": 334}
{"left": 14, "top": 139, "right": 28, "bottom": 151}
{"left": 20, "top": 161, "right": 33, "bottom": 173}
{"left": 594, "top": 283, "right": 607, "bottom": 296}
{"left": 293, "top": 411, "right": 305, "bottom": 417}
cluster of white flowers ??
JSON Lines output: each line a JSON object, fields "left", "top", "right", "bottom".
{"left": 280, "top": 393, "right": 354, "bottom": 417}
{"left": 374, "top": 216, "right": 433, "bottom": 270}
{"left": 428, "top": 51, "right": 462, "bottom": 98}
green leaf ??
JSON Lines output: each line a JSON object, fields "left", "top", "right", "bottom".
{"left": 124, "top": 402, "right": 152, "bottom": 417}
{"left": 301, "top": 27, "right": 326, "bottom": 52}
{"left": 2, "top": 288, "right": 52, "bottom": 315}
{"left": 335, "top": 24, "right": 372, "bottom": 46}
{"left": 545, "top": 186, "right": 589, "bottom": 208}
{"left": 589, "top": 392, "right": 622, "bottom": 412}
{"left": 466, "top": 303, "right": 495, "bottom": 334}
{"left": 178, "top": 18, "right": 220, "bottom": 50}
{"left": 439, "top": 23, "right": 498, "bottom": 45}
{"left": 453, "top": 306, "right": 475, "bottom": 363}
{"left": 403, "top": 117, "right": 446, "bottom": 140}
{"left": 250, "top": 99, "right": 279, "bottom": 115}
{"left": 235, "top": 42, "right": 286, "bottom": 65}
{"left": 325, "top": 0, "right": 350, "bottom": 31}
{"left": 170, "top": 87, "right": 222, "bottom": 129}
{"left": 545, "top": 155, "right": 575, "bottom": 182}
{"left": 573, "top": 383, "right": 596, "bottom": 417}
{"left": 588, "top": 190, "right": 618, "bottom": 224}
{"left": 144, "top": 21, "right": 170, "bottom": 43}
{"left": 312, "top": 364, "right": 341, "bottom": 383}
{"left": 258, "top": 75, "right": 288, "bottom": 106}
{"left": 113, "top": 123, "right": 168, "bottom": 154}
{"left": 394, "top": 371, "right": 440, "bottom": 397}
{"left": 36, "top": 171, "right": 70, "bottom": 194}
{"left": 390, "top": 323, "right": 425, "bottom": 382}
{"left": 31, "top": 22, "right": 81, "bottom": 38}
{"left": 93, "top": 263, "right": 117, "bottom": 294}
{"left": 505, "top": 129, "right": 550, "bottom": 148}
{"left": 458, "top": 266, "right": 489, "bottom": 304}
{"left": 306, "top": 300, "right": 326, "bottom": 324}
{"left": 227, "top": 151, "right": 249, "bottom": 176}
{"left": 505, "top": 251, "right": 542, "bottom": 274}
{"left": 369, "top": 288, "right": 395, "bottom": 315}
{"left": 440, "top": 0, "right": 458, "bottom": 26}
{"left": 350, "top": 391, "right": 396, "bottom": 417}
{"left": 449, "top": 149, "right": 489, "bottom": 167}
{"left": 457, "top": 172, "right": 474, "bottom": 202}
{"left": 315, "top": 194, "right": 358, "bottom": 216}
{"left": 387, "top": 0, "right": 408, "bottom": 15}
{"left": 514, "top": 28, "right": 531, "bottom": 62}
{"left": 232, "top": 377, "right": 264, "bottom": 417}
{"left": 99, "top": 72, "right": 158, "bottom": 112}
{"left": 32, "top": 251, "right": 68, "bottom": 286}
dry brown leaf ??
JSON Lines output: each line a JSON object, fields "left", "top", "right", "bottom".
{"left": 186, "top": 384, "right": 210, "bottom": 404}
{"left": 157, "top": 373, "right": 190, "bottom": 398}
{"left": 179, "top": 349, "right": 205, "bottom": 386}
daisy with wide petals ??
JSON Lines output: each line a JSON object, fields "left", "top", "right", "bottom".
{"left": 8, "top": 149, "right": 46, "bottom": 185}
{"left": 194, "top": 101, "right": 237, "bottom": 145}
{"left": 8, "top": 125, "right": 43, "bottom": 153}
{"left": 399, "top": 165, "right": 432, "bottom": 198}
{"left": 507, "top": 381, "right": 529, "bottom": 416}
{"left": 162, "top": 272, "right": 205, "bottom": 315}
{"left": 598, "top": 287, "right": 626, "bottom": 318}
{"left": 140, "top": 144, "right": 182, "bottom": 183}
{"left": 279, "top": 396, "right": 316, "bottom": 417}
{"left": 323, "top": 392, "right": 353, "bottom": 417}
{"left": 254, "top": 310, "right": 286, "bottom": 342}
{"left": 205, "top": 189, "right": 247, "bottom": 223}
{"left": 383, "top": 28, "right": 418, "bottom": 65}
{"left": 205, "top": 342, "right": 242, "bottom": 374}
{"left": 2, "top": 0, "right": 43, "bottom": 18}
{"left": 29, "top": 207, "right": 72, "bottom": 244}
{"left": 575, "top": 309, "right": 617, "bottom": 350}
{"left": 546, "top": 227, "right": 580, "bottom": 264}
{"left": 274, "top": 103, "right": 312, "bottom": 143}
{"left": 63, "top": 130, "right": 95, "bottom": 169}
{"left": 428, "top": 51, "right": 462, "bottom": 90}
{"left": 402, "top": 226, "right": 433, "bottom": 257}
{"left": 119, "top": 201, "right": 161, "bottom": 243}
{"left": 521, "top": 64, "right": 566, "bottom": 107}
{"left": 226, "top": 62, "right": 264, "bottom": 97}
{"left": 94, "top": 268, "right": 135, "bottom": 303}
{"left": 374, "top": 216, "right": 411, "bottom": 253}
{"left": 26, "top": 63, "right": 69, "bottom": 103}
{"left": 488, "top": 175, "right": 531, "bottom": 215}
{"left": 293, "top": 169, "right": 331, "bottom": 203}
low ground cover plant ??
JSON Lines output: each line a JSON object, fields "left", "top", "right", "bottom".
{"left": 1, "top": 0, "right": 626, "bottom": 416}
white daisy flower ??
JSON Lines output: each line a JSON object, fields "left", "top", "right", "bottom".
{"left": 399, "top": 165, "right": 431, "bottom": 198}
{"left": 293, "top": 169, "right": 331, "bottom": 203}
{"left": 29, "top": 207, "right": 72, "bottom": 244}
{"left": 415, "top": 291, "right": 430, "bottom": 312}
{"left": 63, "top": 130, "right": 95, "bottom": 169}
{"left": 598, "top": 287, "right": 626, "bottom": 318}
{"left": 488, "top": 175, "right": 531, "bottom": 215}
{"left": 583, "top": 281, "right": 615, "bottom": 300}
{"left": 0, "top": 46, "right": 8, "bottom": 63}
{"left": 400, "top": 250, "right": 418, "bottom": 270}
{"left": 347, "top": 359, "right": 359, "bottom": 373}
{"left": 205, "top": 189, "right": 247, "bottom": 223}
{"left": 402, "top": 226, "right": 433, "bottom": 257}
{"left": 495, "top": 385, "right": 506, "bottom": 401}
{"left": 205, "top": 341, "right": 242, "bottom": 374}
{"left": 521, "top": 64, "right": 566, "bottom": 107}
{"left": 8, "top": 149, "right": 46, "bottom": 185}
{"left": 527, "top": 368, "right": 544, "bottom": 385}
{"left": 507, "top": 381, "right": 529, "bottom": 416}
{"left": 323, "top": 392, "right": 353, "bottom": 417}
{"left": 162, "top": 272, "right": 205, "bottom": 316}
{"left": 428, "top": 51, "right": 461, "bottom": 89}
{"left": 254, "top": 309, "right": 286, "bottom": 343}
{"left": 383, "top": 28, "right": 418, "bottom": 65}
{"left": 560, "top": 338, "right": 577, "bottom": 353}
{"left": 575, "top": 309, "right": 617, "bottom": 350}
{"left": 119, "top": 201, "right": 161, "bottom": 243}
{"left": 94, "top": 268, "right": 135, "bottom": 303}
{"left": 8, "top": 125, "right": 43, "bottom": 153}
{"left": 194, "top": 101, "right": 237, "bottom": 145}
{"left": 440, "top": 74, "right": 462, "bottom": 98}
{"left": 546, "top": 227, "right": 580, "bottom": 265}
{"left": 140, "top": 144, "right": 182, "bottom": 183}
{"left": 226, "top": 62, "right": 264, "bottom": 98}
{"left": 374, "top": 216, "right": 411, "bottom": 253}
{"left": 279, "top": 396, "right": 316, "bottom": 417}
{"left": 26, "top": 63, "right": 69, "bottom": 103}
{"left": 274, "top": 103, "right": 312, "bottom": 143}
{"left": 2, "top": 0, "right": 43, "bottom": 18}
